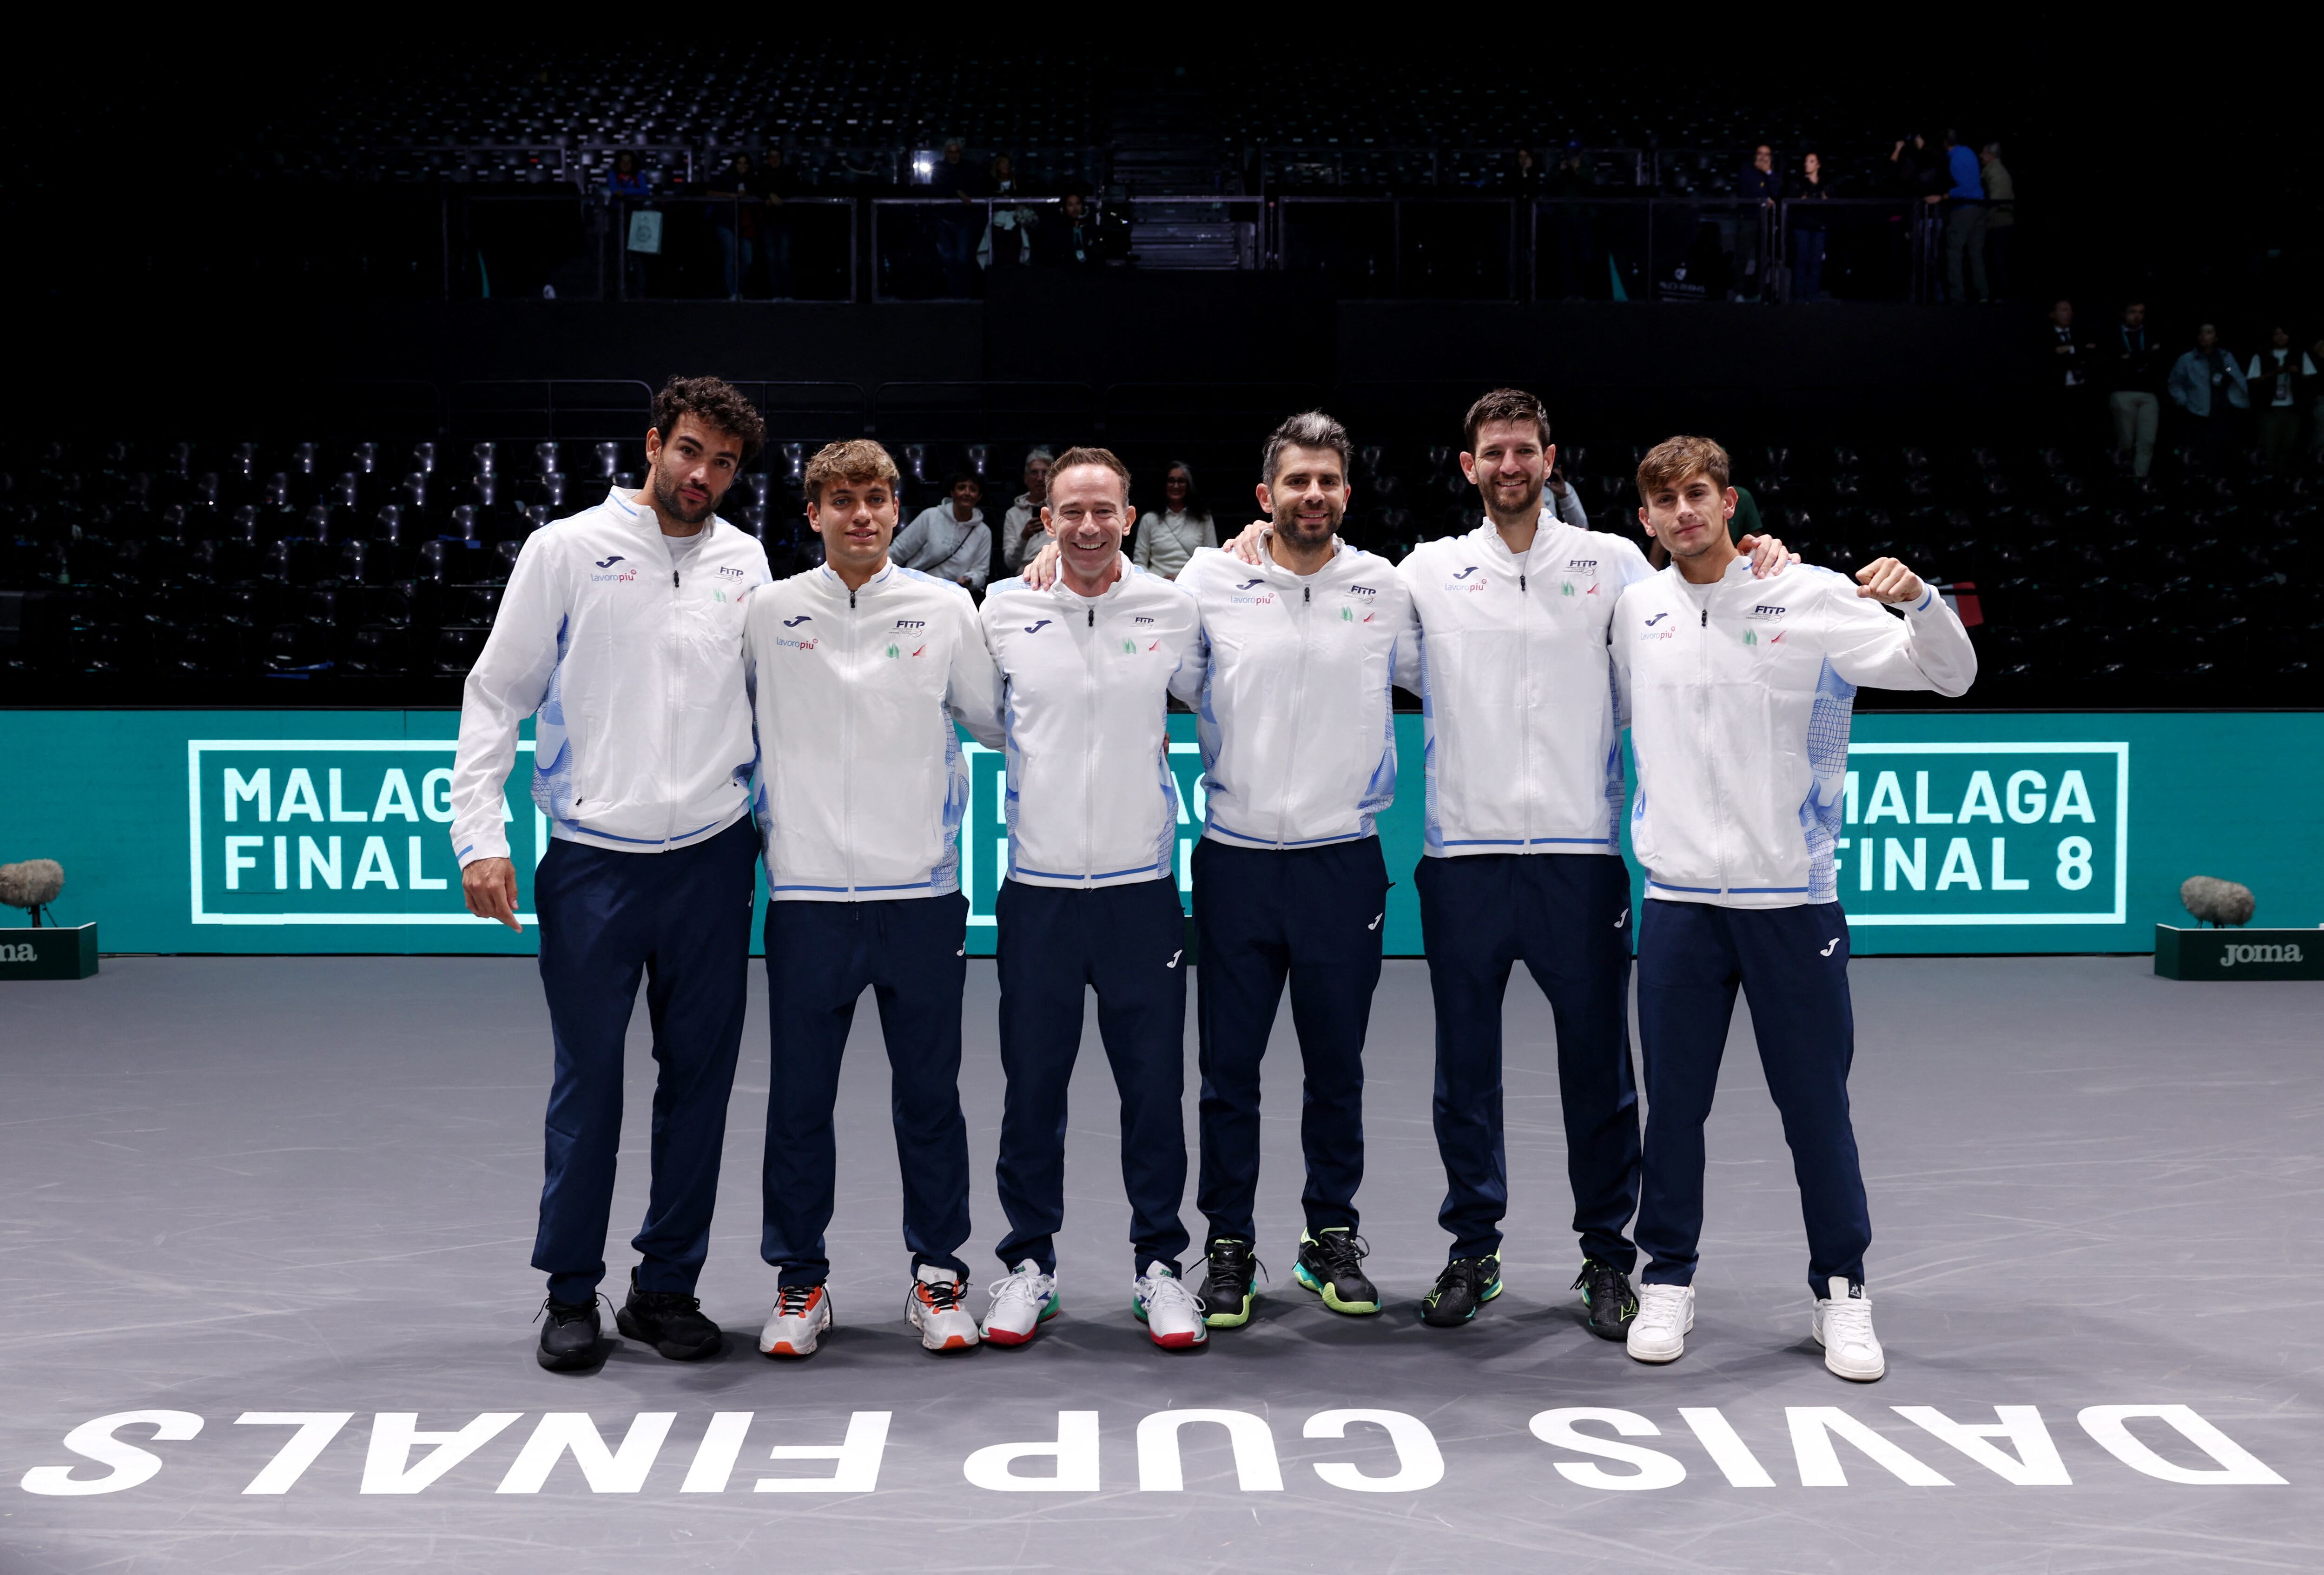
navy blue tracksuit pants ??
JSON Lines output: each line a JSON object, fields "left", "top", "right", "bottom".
{"left": 1193, "top": 835, "right": 1389, "bottom": 1241}
{"left": 532, "top": 815, "right": 759, "bottom": 1304}
{"left": 1635, "top": 899, "right": 1871, "bottom": 1296}
{"left": 761, "top": 892, "right": 972, "bottom": 1288}
{"left": 994, "top": 876, "right": 1190, "bottom": 1277}
{"left": 1416, "top": 852, "right": 1641, "bottom": 1266}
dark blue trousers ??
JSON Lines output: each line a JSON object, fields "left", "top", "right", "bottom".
{"left": 1193, "top": 835, "right": 1389, "bottom": 1241}
{"left": 1634, "top": 899, "right": 1871, "bottom": 1295}
{"left": 761, "top": 893, "right": 972, "bottom": 1287}
{"left": 531, "top": 815, "right": 759, "bottom": 1304}
{"left": 1416, "top": 853, "right": 1640, "bottom": 1266}
{"left": 994, "top": 877, "right": 1190, "bottom": 1277}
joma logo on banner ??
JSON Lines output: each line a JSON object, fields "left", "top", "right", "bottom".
{"left": 1837, "top": 743, "right": 2128, "bottom": 927}
{"left": 187, "top": 741, "right": 546, "bottom": 926}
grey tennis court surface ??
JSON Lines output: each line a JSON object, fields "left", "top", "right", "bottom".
{"left": 3, "top": 954, "right": 2317, "bottom": 1573}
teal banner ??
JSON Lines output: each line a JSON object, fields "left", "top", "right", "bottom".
{"left": 1, "top": 710, "right": 2316, "bottom": 956}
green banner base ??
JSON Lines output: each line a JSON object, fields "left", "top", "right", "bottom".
{"left": 0, "top": 923, "right": 100, "bottom": 980}
{"left": 2153, "top": 925, "right": 2324, "bottom": 981}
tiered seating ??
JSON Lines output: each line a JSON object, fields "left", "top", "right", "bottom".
{"left": 7, "top": 428, "right": 2314, "bottom": 706}
{"left": 243, "top": 45, "right": 1100, "bottom": 192}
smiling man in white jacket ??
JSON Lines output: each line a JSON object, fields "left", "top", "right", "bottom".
{"left": 1176, "top": 410, "right": 1419, "bottom": 1330}
{"left": 1612, "top": 435, "right": 1975, "bottom": 1383}
{"left": 449, "top": 376, "right": 770, "bottom": 1373}
{"left": 743, "top": 439, "right": 1005, "bottom": 1359}
{"left": 976, "top": 446, "right": 1212, "bottom": 1352}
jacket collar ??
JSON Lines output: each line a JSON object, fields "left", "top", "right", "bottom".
{"left": 1469, "top": 514, "right": 1568, "bottom": 566}
{"left": 815, "top": 559, "right": 896, "bottom": 596}
{"left": 1047, "top": 554, "right": 1132, "bottom": 602}
{"left": 1252, "top": 536, "right": 1354, "bottom": 586}
{"left": 605, "top": 486, "right": 726, "bottom": 547}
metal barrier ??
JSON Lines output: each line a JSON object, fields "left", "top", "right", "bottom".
{"left": 310, "top": 189, "right": 1948, "bottom": 305}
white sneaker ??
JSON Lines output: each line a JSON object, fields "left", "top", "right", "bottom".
{"left": 758, "top": 1282, "right": 832, "bottom": 1358}
{"left": 1626, "top": 1283, "right": 1695, "bottom": 1363}
{"left": 905, "top": 1264, "right": 980, "bottom": 1352}
{"left": 1133, "top": 1263, "right": 1209, "bottom": 1350}
{"left": 1812, "top": 1277, "right": 1885, "bottom": 1381}
{"left": 981, "top": 1260, "right": 1059, "bottom": 1347}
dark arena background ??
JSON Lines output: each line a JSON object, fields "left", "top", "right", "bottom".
{"left": 3, "top": 37, "right": 2320, "bottom": 1575}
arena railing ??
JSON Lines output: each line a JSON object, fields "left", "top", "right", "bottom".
{"left": 869, "top": 197, "right": 1264, "bottom": 301}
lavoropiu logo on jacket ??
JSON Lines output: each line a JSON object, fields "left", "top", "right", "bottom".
{"left": 590, "top": 554, "right": 636, "bottom": 583}
{"left": 1228, "top": 579, "right": 1275, "bottom": 606}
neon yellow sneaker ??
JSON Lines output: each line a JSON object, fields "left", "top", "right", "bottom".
{"left": 1196, "top": 1238, "right": 1263, "bottom": 1328}
{"left": 1294, "top": 1227, "right": 1380, "bottom": 1316}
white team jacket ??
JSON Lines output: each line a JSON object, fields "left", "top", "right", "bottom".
{"left": 1178, "top": 543, "right": 1417, "bottom": 850}
{"left": 741, "top": 561, "right": 1004, "bottom": 900}
{"left": 1614, "top": 560, "right": 1977, "bottom": 909}
{"left": 449, "top": 488, "right": 770, "bottom": 866}
{"left": 1400, "top": 519, "right": 1654, "bottom": 857}
{"left": 982, "top": 563, "right": 1207, "bottom": 889}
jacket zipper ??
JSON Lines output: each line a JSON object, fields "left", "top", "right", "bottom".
{"left": 1697, "top": 592, "right": 1724, "bottom": 894}
{"left": 1278, "top": 582, "right": 1311, "bottom": 849}
{"left": 1518, "top": 555, "right": 1532, "bottom": 848}
{"left": 662, "top": 550, "right": 681, "bottom": 846}
{"left": 1083, "top": 602, "right": 1098, "bottom": 880}
{"left": 843, "top": 582, "right": 858, "bottom": 895}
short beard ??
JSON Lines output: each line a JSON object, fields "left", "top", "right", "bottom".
{"left": 1480, "top": 474, "right": 1543, "bottom": 525}
{"left": 653, "top": 467, "right": 713, "bottom": 526}
{"left": 1271, "top": 504, "right": 1340, "bottom": 552}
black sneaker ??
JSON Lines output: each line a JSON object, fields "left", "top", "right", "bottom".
{"left": 1420, "top": 1251, "right": 1504, "bottom": 1327}
{"left": 1573, "top": 1257, "right": 1640, "bottom": 1341}
{"left": 535, "top": 1296, "right": 602, "bottom": 1371}
{"left": 1294, "top": 1227, "right": 1380, "bottom": 1316}
{"left": 614, "top": 1268, "right": 724, "bottom": 1361}
{"left": 1198, "top": 1238, "right": 1264, "bottom": 1329}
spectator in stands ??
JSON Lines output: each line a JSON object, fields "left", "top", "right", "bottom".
{"left": 2169, "top": 322, "right": 2248, "bottom": 469}
{"left": 2246, "top": 325, "right": 2316, "bottom": 473}
{"left": 895, "top": 472, "right": 992, "bottom": 590}
{"left": 1510, "top": 147, "right": 1542, "bottom": 193}
{"left": 2106, "top": 301, "right": 2166, "bottom": 476}
{"left": 1545, "top": 455, "right": 1590, "bottom": 529}
{"left": 2045, "top": 299, "right": 2099, "bottom": 445}
{"left": 1037, "top": 191, "right": 1101, "bottom": 268}
{"left": 1788, "top": 150, "right": 1834, "bottom": 302}
{"left": 1979, "top": 142, "right": 2014, "bottom": 300}
{"left": 1941, "top": 129, "right": 1987, "bottom": 304}
{"left": 1887, "top": 132, "right": 1946, "bottom": 201}
{"left": 705, "top": 152, "right": 766, "bottom": 301}
{"left": 983, "top": 153, "right": 1036, "bottom": 270}
{"left": 607, "top": 150, "right": 653, "bottom": 198}
{"left": 1738, "top": 144, "right": 1780, "bottom": 302}
{"left": 930, "top": 139, "right": 983, "bottom": 296}
{"left": 1135, "top": 462, "right": 1217, "bottom": 578}
{"left": 1000, "top": 448, "right": 1055, "bottom": 573}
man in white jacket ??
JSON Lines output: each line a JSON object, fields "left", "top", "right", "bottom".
{"left": 975, "top": 447, "right": 1211, "bottom": 1352}
{"left": 1178, "top": 411, "right": 1419, "bottom": 1329}
{"left": 449, "top": 376, "right": 770, "bottom": 1372}
{"left": 1214, "top": 391, "right": 1794, "bottom": 1337}
{"left": 894, "top": 472, "right": 993, "bottom": 591}
{"left": 1398, "top": 389, "right": 1796, "bottom": 1337}
{"left": 743, "top": 439, "right": 1006, "bottom": 1358}
{"left": 1612, "top": 435, "right": 1976, "bottom": 1382}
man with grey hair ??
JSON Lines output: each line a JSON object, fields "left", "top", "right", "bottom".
{"left": 1172, "top": 410, "right": 1419, "bottom": 1330}
{"left": 1000, "top": 448, "right": 1055, "bottom": 573}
